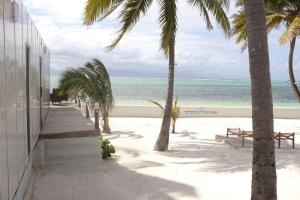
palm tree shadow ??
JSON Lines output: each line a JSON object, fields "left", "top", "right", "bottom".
{"left": 162, "top": 131, "right": 300, "bottom": 173}
{"left": 35, "top": 157, "right": 198, "bottom": 199}
{"left": 104, "top": 131, "right": 143, "bottom": 140}
{"left": 164, "top": 139, "right": 252, "bottom": 173}
{"left": 96, "top": 159, "right": 199, "bottom": 200}
{"left": 175, "top": 130, "right": 199, "bottom": 140}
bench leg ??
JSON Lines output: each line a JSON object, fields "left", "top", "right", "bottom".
{"left": 293, "top": 138, "right": 295, "bottom": 149}
{"left": 278, "top": 137, "right": 281, "bottom": 149}
{"left": 242, "top": 136, "right": 245, "bottom": 146}
{"left": 226, "top": 128, "right": 229, "bottom": 138}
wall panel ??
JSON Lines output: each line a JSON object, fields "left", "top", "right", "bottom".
{"left": 0, "top": 0, "right": 9, "bottom": 199}
{"left": 14, "top": 0, "right": 26, "bottom": 182}
{"left": 4, "top": 0, "right": 19, "bottom": 198}
{"left": 21, "top": 3, "right": 28, "bottom": 161}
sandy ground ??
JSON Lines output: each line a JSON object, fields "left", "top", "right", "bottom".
{"left": 32, "top": 117, "right": 300, "bottom": 200}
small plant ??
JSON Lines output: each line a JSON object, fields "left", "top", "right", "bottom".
{"left": 99, "top": 136, "right": 116, "bottom": 159}
{"left": 149, "top": 96, "right": 180, "bottom": 133}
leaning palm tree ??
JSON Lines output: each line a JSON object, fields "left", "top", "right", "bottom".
{"left": 149, "top": 96, "right": 180, "bottom": 133}
{"left": 232, "top": 0, "right": 300, "bottom": 101}
{"left": 83, "top": 0, "right": 231, "bottom": 151}
{"left": 59, "top": 58, "right": 114, "bottom": 133}
{"left": 243, "top": 0, "right": 277, "bottom": 199}
{"left": 59, "top": 87, "right": 81, "bottom": 107}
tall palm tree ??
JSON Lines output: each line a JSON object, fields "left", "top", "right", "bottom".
{"left": 83, "top": 0, "right": 231, "bottom": 151}
{"left": 243, "top": 0, "right": 277, "bottom": 199}
{"left": 59, "top": 58, "right": 114, "bottom": 133}
{"left": 232, "top": 0, "right": 300, "bottom": 101}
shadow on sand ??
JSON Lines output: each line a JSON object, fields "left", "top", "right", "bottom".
{"left": 34, "top": 154, "right": 198, "bottom": 200}
{"left": 104, "top": 131, "right": 144, "bottom": 140}
{"left": 160, "top": 130, "right": 300, "bottom": 173}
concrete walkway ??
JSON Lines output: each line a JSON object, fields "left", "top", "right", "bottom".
{"left": 26, "top": 104, "right": 102, "bottom": 200}
{"left": 41, "top": 104, "right": 98, "bottom": 138}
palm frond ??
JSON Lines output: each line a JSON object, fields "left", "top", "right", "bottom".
{"left": 231, "top": 9, "right": 248, "bottom": 51}
{"left": 266, "top": 13, "right": 287, "bottom": 30}
{"left": 280, "top": 16, "right": 300, "bottom": 44}
{"left": 83, "top": 0, "right": 124, "bottom": 25}
{"left": 235, "top": 0, "right": 243, "bottom": 7}
{"left": 189, "top": 0, "right": 231, "bottom": 36}
{"left": 148, "top": 100, "right": 164, "bottom": 110}
{"left": 107, "top": 0, "right": 154, "bottom": 50}
{"left": 159, "top": 0, "right": 177, "bottom": 55}
{"left": 174, "top": 95, "right": 178, "bottom": 107}
{"left": 188, "top": 0, "right": 213, "bottom": 30}
{"left": 58, "top": 58, "right": 114, "bottom": 117}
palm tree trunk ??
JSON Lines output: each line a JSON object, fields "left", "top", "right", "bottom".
{"left": 244, "top": 0, "right": 277, "bottom": 199}
{"left": 154, "top": 34, "right": 175, "bottom": 151}
{"left": 172, "top": 120, "right": 175, "bottom": 133}
{"left": 102, "top": 114, "right": 111, "bottom": 133}
{"left": 78, "top": 97, "right": 81, "bottom": 108}
{"left": 288, "top": 38, "right": 300, "bottom": 101}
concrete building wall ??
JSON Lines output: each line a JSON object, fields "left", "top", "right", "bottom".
{"left": 0, "top": 0, "right": 50, "bottom": 199}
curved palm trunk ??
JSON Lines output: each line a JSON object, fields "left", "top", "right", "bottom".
{"left": 244, "top": 0, "right": 277, "bottom": 199}
{"left": 102, "top": 114, "right": 111, "bottom": 133}
{"left": 171, "top": 119, "right": 176, "bottom": 133}
{"left": 154, "top": 34, "right": 175, "bottom": 151}
{"left": 78, "top": 97, "right": 81, "bottom": 108}
{"left": 288, "top": 38, "right": 300, "bottom": 101}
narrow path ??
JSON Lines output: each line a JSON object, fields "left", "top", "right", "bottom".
{"left": 29, "top": 104, "right": 102, "bottom": 200}
{"left": 40, "top": 104, "right": 98, "bottom": 138}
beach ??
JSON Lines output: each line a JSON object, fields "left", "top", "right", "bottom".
{"left": 111, "top": 105, "right": 300, "bottom": 118}
{"left": 45, "top": 76, "right": 300, "bottom": 199}
{"left": 33, "top": 114, "right": 300, "bottom": 200}
{"left": 95, "top": 117, "right": 300, "bottom": 199}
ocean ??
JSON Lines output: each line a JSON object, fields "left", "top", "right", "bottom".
{"left": 51, "top": 76, "right": 300, "bottom": 108}
{"left": 111, "top": 77, "right": 299, "bottom": 108}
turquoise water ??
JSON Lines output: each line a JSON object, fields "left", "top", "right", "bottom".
{"left": 110, "top": 77, "right": 300, "bottom": 108}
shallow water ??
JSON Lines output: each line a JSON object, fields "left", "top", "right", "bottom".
{"left": 110, "top": 77, "right": 299, "bottom": 108}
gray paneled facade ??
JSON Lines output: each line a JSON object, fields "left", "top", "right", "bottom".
{"left": 0, "top": 0, "right": 50, "bottom": 199}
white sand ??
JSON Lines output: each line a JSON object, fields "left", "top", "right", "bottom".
{"left": 110, "top": 105, "right": 300, "bottom": 119}
{"left": 101, "top": 117, "right": 300, "bottom": 200}
{"left": 32, "top": 116, "right": 300, "bottom": 200}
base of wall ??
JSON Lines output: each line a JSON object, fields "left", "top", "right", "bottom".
{"left": 13, "top": 141, "right": 45, "bottom": 200}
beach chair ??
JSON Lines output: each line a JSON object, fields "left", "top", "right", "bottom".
{"left": 226, "top": 128, "right": 296, "bottom": 149}
{"left": 274, "top": 132, "right": 295, "bottom": 149}
{"left": 226, "top": 128, "right": 253, "bottom": 146}
{"left": 240, "top": 130, "right": 253, "bottom": 146}
{"left": 226, "top": 128, "right": 241, "bottom": 138}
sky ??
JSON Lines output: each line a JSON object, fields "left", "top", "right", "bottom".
{"left": 23, "top": 0, "right": 300, "bottom": 88}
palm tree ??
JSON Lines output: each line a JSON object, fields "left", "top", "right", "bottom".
{"left": 149, "top": 96, "right": 180, "bottom": 133}
{"left": 83, "top": 0, "right": 231, "bottom": 151}
{"left": 243, "top": 0, "right": 277, "bottom": 199}
{"left": 232, "top": 0, "right": 300, "bottom": 101}
{"left": 59, "top": 87, "right": 81, "bottom": 106}
{"left": 59, "top": 58, "right": 114, "bottom": 133}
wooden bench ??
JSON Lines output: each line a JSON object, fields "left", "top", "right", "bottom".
{"left": 226, "top": 128, "right": 253, "bottom": 146}
{"left": 226, "top": 128, "right": 295, "bottom": 149}
{"left": 226, "top": 128, "right": 241, "bottom": 138}
{"left": 274, "top": 132, "right": 295, "bottom": 149}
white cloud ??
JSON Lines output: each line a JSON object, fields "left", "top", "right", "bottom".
{"left": 23, "top": 0, "right": 300, "bottom": 87}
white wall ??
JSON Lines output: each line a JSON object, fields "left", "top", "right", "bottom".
{"left": 0, "top": 1, "right": 50, "bottom": 199}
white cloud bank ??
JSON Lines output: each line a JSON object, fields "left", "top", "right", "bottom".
{"left": 23, "top": 0, "right": 300, "bottom": 85}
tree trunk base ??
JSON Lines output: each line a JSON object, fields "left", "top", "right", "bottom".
{"left": 154, "top": 128, "right": 169, "bottom": 151}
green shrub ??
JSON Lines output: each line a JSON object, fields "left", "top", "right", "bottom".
{"left": 100, "top": 136, "right": 116, "bottom": 159}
